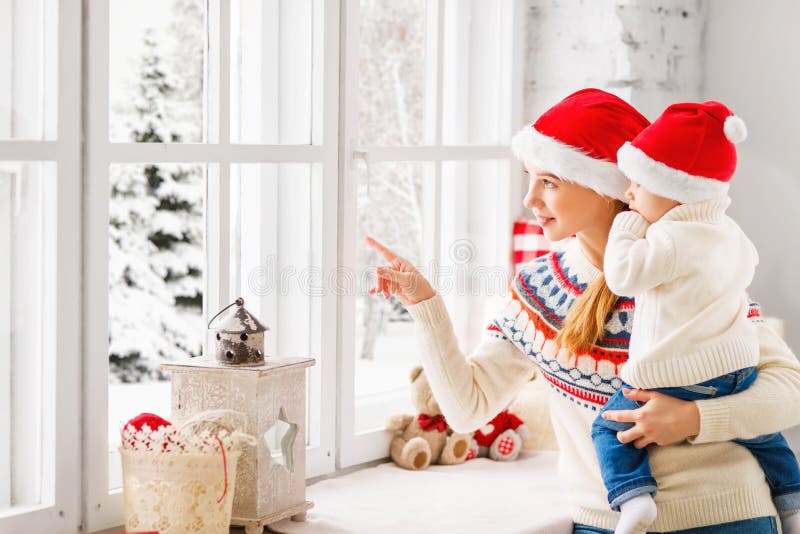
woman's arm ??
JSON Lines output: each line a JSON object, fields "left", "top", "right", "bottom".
{"left": 406, "top": 294, "right": 538, "bottom": 433}
{"left": 364, "top": 235, "right": 538, "bottom": 434}
{"left": 603, "top": 317, "right": 800, "bottom": 447}
{"left": 690, "top": 319, "right": 800, "bottom": 443}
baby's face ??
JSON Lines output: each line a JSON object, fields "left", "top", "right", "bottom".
{"left": 624, "top": 181, "right": 681, "bottom": 223}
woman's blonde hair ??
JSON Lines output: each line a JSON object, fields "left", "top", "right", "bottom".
{"left": 556, "top": 200, "right": 627, "bottom": 354}
{"left": 556, "top": 274, "right": 619, "bottom": 354}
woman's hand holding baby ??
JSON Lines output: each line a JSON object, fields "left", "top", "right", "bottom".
{"left": 602, "top": 388, "right": 701, "bottom": 448}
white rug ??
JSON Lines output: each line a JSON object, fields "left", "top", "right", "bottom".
{"left": 266, "top": 451, "right": 573, "bottom": 534}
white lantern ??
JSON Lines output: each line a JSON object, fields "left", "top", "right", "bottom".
{"left": 162, "top": 356, "right": 315, "bottom": 533}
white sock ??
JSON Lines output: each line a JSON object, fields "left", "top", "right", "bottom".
{"left": 781, "top": 509, "right": 800, "bottom": 534}
{"left": 615, "top": 494, "right": 657, "bottom": 534}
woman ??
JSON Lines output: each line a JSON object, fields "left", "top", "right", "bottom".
{"left": 367, "top": 88, "right": 800, "bottom": 533}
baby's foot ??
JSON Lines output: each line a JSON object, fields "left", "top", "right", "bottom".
{"left": 615, "top": 494, "right": 656, "bottom": 534}
{"left": 781, "top": 509, "right": 800, "bottom": 534}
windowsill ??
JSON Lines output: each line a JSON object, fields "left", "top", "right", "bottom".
{"left": 90, "top": 451, "right": 570, "bottom": 534}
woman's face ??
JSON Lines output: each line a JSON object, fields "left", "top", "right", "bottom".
{"left": 522, "top": 162, "right": 615, "bottom": 242}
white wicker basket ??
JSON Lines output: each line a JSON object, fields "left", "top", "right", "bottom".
{"left": 120, "top": 414, "right": 251, "bottom": 534}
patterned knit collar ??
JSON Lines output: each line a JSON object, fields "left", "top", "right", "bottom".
{"left": 560, "top": 238, "right": 601, "bottom": 285}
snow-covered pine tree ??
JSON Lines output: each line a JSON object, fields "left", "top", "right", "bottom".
{"left": 149, "top": 1, "right": 205, "bottom": 360}
{"left": 109, "top": 23, "right": 204, "bottom": 382}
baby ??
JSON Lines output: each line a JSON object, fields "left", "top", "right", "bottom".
{"left": 592, "top": 101, "right": 800, "bottom": 534}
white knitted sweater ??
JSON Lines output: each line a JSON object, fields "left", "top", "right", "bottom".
{"left": 604, "top": 197, "right": 760, "bottom": 388}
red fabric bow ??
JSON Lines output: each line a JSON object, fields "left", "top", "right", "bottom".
{"left": 418, "top": 413, "right": 447, "bottom": 432}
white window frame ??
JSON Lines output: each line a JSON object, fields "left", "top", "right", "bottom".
{"left": 83, "top": 0, "right": 339, "bottom": 530}
{"left": 0, "top": 169, "right": 10, "bottom": 511}
{"left": 337, "top": 0, "right": 527, "bottom": 468}
{"left": 0, "top": 0, "right": 528, "bottom": 531}
{"left": 0, "top": 0, "right": 82, "bottom": 532}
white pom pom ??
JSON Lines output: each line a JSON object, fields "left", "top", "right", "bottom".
{"left": 724, "top": 115, "right": 747, "bottom": 144}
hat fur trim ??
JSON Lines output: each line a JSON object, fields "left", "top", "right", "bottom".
{"left": 617, "top": 142, "right": 730, "bottom": 204}
{"left": 511, "top": 126, "right": 630, "bottom": 202}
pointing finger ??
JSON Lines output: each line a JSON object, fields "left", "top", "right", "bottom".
{"left": 365, "top": 235, "right": 399, "bottom": 263}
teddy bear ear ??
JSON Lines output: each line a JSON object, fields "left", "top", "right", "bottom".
{"left": 409, "top": 365, "right": 424, "bottom": 383}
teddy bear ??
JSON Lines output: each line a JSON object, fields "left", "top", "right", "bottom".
{"left": 465, "top": 409, "right": 531, "bottom": 462}
{"left": 385, "top": 365, "right": 473, "bottom": 470}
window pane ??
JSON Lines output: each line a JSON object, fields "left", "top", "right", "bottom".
{"left": 0, "top": 162, "right": 57, "bottom": 511}
{"left": 229, "top": 163, "right": 320, "bottom": 358}
{"left": 109, "top": 0, "right": 205, "bottom": 143}
{"left": 441, "top": 160, "right": 512, "bottom": 350}
{"left": 357, "top": 0, "right": 428, "bottom": 147}
{"left": 230, "top": 0, "right": 315, "bottom": 145}
{"left": 0, "top": 0, "right": 58, "bottom": 140}
{"left": 107, "top": 162, "right": 205, "bottom": 489}
{"left": 441, "top": 0, "right": 505, "bottom": 145}
{"left": 355, "top": 161, "right": 430, "bottom": 432}
{"left": 230, "top": 163, "right": 321, "bottom": 445}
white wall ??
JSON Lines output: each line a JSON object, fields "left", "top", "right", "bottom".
{"left": 704, "top": 0, "right": 800, "bottom": 354}
{"left": 522, "top": 0, "right": 705, "bottom": 125}
{"left": 518, "top": 0, "right": 707, "bottom": 213}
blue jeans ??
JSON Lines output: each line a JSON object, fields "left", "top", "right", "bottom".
{"left": 573, "top": 516, "right": 778, "bottom": 533}
{"left": 591, "top": 367, "right": 800, "bottom": 512}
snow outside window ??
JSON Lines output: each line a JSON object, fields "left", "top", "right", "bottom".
{"left": 338, "top": 0, "right": 524, "bottom": 467}
{"left": 109, "top": 0, "right": 204, "bottom": 143}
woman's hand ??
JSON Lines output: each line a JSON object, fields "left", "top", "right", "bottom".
{"left": 601, "top": 388, "right": 701, "bottom": 448}
{"left": 364, "top": 236, "right": 436, "bottom": 306}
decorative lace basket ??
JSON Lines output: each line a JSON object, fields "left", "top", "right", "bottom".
{"left": 120, "top": 412, "right": 253, "bottom": 534}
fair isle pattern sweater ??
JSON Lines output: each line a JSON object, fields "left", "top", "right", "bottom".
{"left": 407, "top": 238, "right": 800, "bottom": 532}
{"left": 489, "top": 245, "right": 635, "bottom": 411}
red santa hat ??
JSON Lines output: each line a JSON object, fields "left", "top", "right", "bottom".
{"left": 616, "top": 101, "right": 747, "bottom": 204}
{"left": 511, "top": 88, "right": 650, "bottom": 202}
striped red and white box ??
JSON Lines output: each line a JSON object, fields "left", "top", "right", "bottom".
{"left": 513, "top": 217, "right": 551, "bottom": 272}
